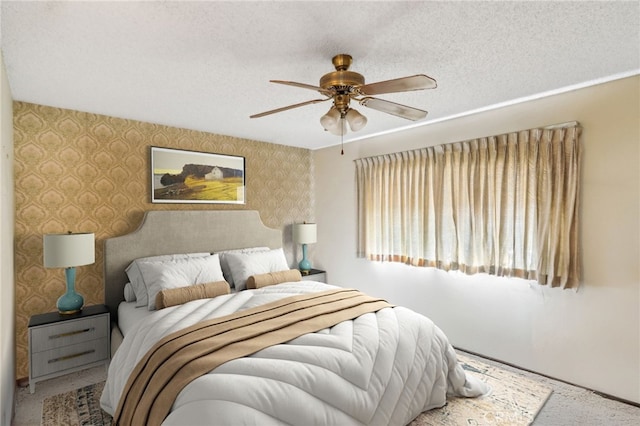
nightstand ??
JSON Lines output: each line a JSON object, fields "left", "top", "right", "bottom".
{"left": 28, "top": 304, "right": 110, "bottom": 393}
{"left": 300, "top": 268, "right": 327, "bottom": 283}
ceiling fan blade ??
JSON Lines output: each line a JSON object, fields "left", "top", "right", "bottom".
{"left": 250, "top": 98, "right": 329, "bottom": 119}
{"left": 359, "top": 97, "right": 428, "bottom": 121}
{"left": 270, "top": 80, "right": 334, "bottom": 96}
{"left": 357, "top": 74, "right": 437, "bottom": 96}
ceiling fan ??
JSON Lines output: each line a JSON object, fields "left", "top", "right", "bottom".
{"left": 250, "top": 54, "right": 437, "bottom": 136}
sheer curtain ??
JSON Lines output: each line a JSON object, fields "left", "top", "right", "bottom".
{"left": 355, "top": 123, "right": 582, "bottom": 288}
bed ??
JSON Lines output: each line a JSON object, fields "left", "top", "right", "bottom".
{"left": 100, "top": 210, "right": 488, "bottom": 425}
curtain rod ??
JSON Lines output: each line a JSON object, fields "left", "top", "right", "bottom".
{"left": 354, "top": 121, "right": 581, "bottom": 162}
{"left": 542, "top": 120, "right": 580, "bottom": 129}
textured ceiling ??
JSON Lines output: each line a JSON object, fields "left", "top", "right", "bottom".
{"left": 1, "top": 1, "right": 639, "bottom": 150}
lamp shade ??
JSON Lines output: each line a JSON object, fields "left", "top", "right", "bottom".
{"left": 43, "top": 233, "right": 95, "bottom": 268}
{"left": 320, "top": 107, "right": 340, "bottom": 131}
{"left": 327, "top": 118, "right": 347, "bottom": 136}
{"left": 293, "top": 223, "right": 317, "bottom": 245}
{"left": 346, "top": 108, "right": 367, "bottom": 132}
{"left": 320, "top": 107, "right": 348, "bottom": 136}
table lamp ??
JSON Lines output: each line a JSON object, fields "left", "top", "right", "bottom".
{"left": 293, "top": 223, "right": 317, "bottom": 274}
{"left": 43, "top": 232, "right": 95, "bottom": 314}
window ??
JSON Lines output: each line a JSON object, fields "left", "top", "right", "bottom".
{"left": 355, "top": 123, "right": 582, "bottom": 288}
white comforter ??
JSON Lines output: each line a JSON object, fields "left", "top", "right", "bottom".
{"left": 101, "top": 282, "right": 488, "bottom": 425}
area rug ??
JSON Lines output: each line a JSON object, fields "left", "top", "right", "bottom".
{"left": 411, "top": 354, "right": 553, "bottom": 425}
{"left": 42, "top": 354, "right": 552, "bottom": 426}
{"left": 42, "top": 381, "right": 112, "bottom": 426}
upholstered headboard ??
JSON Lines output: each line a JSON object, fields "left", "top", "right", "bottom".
{"left": 103, "top": 210, "right": 282, "bottom": 322}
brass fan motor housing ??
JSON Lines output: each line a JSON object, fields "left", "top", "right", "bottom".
{"left": 319, "top": 54, "right": 365, "bottom": 92}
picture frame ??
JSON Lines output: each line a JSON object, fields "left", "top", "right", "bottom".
{"left": 150, "top": 147, "right": 245, "bottom": 204}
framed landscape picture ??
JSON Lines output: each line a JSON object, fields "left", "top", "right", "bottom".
{"left": 150, "top": 147, "right": 245, "bottom": 204}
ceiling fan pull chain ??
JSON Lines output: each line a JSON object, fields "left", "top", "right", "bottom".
{"left": 341, "top": 117, "right": 345, "bottom": 155}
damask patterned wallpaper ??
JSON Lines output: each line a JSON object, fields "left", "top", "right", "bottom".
{"left": 13, "top": 102, "right": 315, "bottom": 379}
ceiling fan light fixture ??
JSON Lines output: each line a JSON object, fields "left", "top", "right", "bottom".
{"left": 328, "top": 118, "right": 347, "bottom": 136}
{"left": 324, "top": 115, "right": 346, "bottom": 136}
{"left": 320, "top": 107, "right": 341, "bottom": 132}
{"left": 345, "top": 108, "right": 367, "bottom": 132}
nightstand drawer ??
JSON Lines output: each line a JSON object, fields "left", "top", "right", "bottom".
{"left": 30, "top": 314, "right": 109, "bottom": 353}
{"left": 31, "top": 338, "right": 109, "bottom": 378}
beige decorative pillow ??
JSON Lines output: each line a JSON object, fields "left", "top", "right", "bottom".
{"left": 246, "top": 269, "right": 302, "bottom": 289}
{"left": 155, "top": 281, "right": 231, "bottom": 310}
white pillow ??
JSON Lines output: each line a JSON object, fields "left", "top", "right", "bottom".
{"left": 217, "top": 247, "right": 270, "bottom": 288}
{"left": 223, "top": 248, "right": 289, "bottom": 291}
{"left": 137, "top": 254, "right": 225, "bottom": 310}
{"left": 123, "top": 283, "right": 136, "bottom": 302}
{"left": 126, "top": 252, "right": 210, "bottom": 308}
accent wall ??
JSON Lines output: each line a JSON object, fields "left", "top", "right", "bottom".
{"left": 13, "top": 102, "right": 315, "bottom": 379}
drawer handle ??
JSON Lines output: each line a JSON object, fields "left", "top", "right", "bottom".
{"left": 49, "top": 327, "right": 95, "bottom": 339}
{"left": 48, "top": 349, "right": 95, "bottom": 364}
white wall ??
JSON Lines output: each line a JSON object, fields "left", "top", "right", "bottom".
{"left": 0, "top": 51, "right": 15, "bottom": 425}
{"left": 314, "top": 75, "right": 639, "bottom": 403}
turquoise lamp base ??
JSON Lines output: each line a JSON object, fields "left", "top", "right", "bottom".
{"left": 298, "top": 243, "right": 312, "bottom": 274}
{"left": 57, "top": 267, "right": 84, "bottom": 314}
